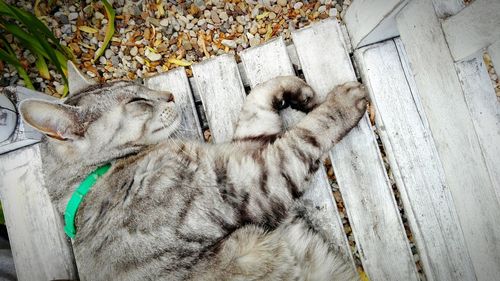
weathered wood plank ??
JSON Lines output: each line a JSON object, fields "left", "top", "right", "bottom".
{"left": 455, "top": 55, "right": 500, "bottom": 202}
{"left": 0, "top": 145, "right": 77, "bottom": 281}
{"left": 344, "top": 0, "right": 408, "bottom": 48}
{"left": 432, "top": 0, "right": 464, "bottom": 17}
{"left": 191, "top": 55, "right": 246, "bottom": 143}
{"left": 144, "top": 67, "right": 203, "bottom": 140}
{"left": 355, "top": 39, "right": 476, "bottom": 281}
{"left": 239, "top": 37, "right": 355, "bottom": 268}
{"left": 397, "top": 1, "right": 500, "bottom": 279}
{"left": 442, "top": 0, "right": 500, "bottom": 61}
{"left": 292, "top": 19, "right": 418, "bottom": 281}
{"left": 488, "top": 40, "right": 500, "bottom": 71}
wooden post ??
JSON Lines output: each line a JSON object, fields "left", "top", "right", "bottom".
{"left": 0, "top": 87, "right": 78, "bottom": 281}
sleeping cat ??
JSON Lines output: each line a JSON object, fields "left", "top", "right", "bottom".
{"left": 19, "top": 63, "right": 366, "bottom": 281}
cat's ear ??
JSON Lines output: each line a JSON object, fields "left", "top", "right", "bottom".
{"left": 67, "top": 60, "right": 95, "bottom": 95}
{"left": 19, "top": 99, "right": 83, "bottom": 141}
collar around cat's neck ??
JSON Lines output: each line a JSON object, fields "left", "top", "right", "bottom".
{"left": 64, "top": 163, "right": 112, "bottom": 238}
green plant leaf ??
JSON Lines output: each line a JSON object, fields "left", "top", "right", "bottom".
{"left": 93, "top": 0, "right": 115, "bottom": 63}
{"left": 0, "top": 49, "right": 34, "bottom": 89}
{"left": 0, "top": 0, "right": 70, "bottom": 91}
{"left": 35, "top": 55, "right": 50, "bottom": 79}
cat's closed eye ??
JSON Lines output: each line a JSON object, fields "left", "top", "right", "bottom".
{"left": 127, "top": 97, "right": 149, "bottom": 104}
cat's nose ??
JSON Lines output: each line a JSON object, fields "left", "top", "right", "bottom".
{"left": 166, "top": 93, "right": 175, "bottom": 103}
{"left": 155, "top": 91, "right": 175, "bottom": 103}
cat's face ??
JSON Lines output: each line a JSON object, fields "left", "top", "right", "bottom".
{"left": 19, "top": 80, "right": 180, "bottom": 164}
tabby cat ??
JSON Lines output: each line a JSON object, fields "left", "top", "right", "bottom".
{"left": 19, "top": 62, "right": 366, "bottom": 281}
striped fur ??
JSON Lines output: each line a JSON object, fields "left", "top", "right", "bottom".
{"left": 19, "top": 76, "right": 366, "bottom": 281}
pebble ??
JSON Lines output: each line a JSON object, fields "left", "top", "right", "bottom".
{"left": 146, "top": 51, "right": 162, "bottom": 62}
{"left": 221, "top": 39, "right": 237, "bottom": 49}
{"left": 105, "top": 49, "right": 114, "bottom": 59}
{"left": 68, "top": 12, "right": 79, "bottom": 21}
{"left": 95, "top": 12, "right": 105, "bottom": 20}
{"left": 329, "top": 8, "right": 338, "bottom": 17}
{"left": 293, "top": 2, "right": 303, "bottom": 10}
{"left": 160, "top": 18, "right": 169, "bottom": 27}
{"left": 249, "top": 34, "right": 261, "bottom": 47}
{"left": 7, "top": 0, "right": 347, "bottom": 98}
{"left": 219, "top": 11, "right": 228, "bottom": 21}
{"left": 130, "top": 46, "right": 138, "bottom": 56}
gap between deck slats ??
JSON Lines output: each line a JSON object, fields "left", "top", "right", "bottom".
{"left": 397, "top": 1, "right": 500, "bottom": 279}
{"left": 292, "top": 19, "right": 419, "bottom": 281}
{"left": 355, "top": 39, "right": 476, "bottom": 281}
{"left": 239, "top": 37, "right": 355, "bottom": 269}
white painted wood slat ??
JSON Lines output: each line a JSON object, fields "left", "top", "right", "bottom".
{"left": 431, "top": 0, "right": 465, "bottom": 18}
{"left": 442, "top": 0, "right": 500, "bottom": 61}
{"left": 144, "top": 67, "right": 203, "bottom": 141}
{"left": 292, "top": 19, "right": 419, "bottom": 281}
{"left": 239, "top": 37, "right": 355, "bottom": 268}
{"left": 355, "top": 39, "right": 476, "bottom": 281}
{"left": 0, "top": 145, "right": 77, "bottom": 281}
{"left": 487, "top": 40, "right": 500, "bottom": 76}
{"left": 344, "top": 0, "right": 408, "bottom": 48}
{"left": 191, "top": 55, "right": 246, "bottom": 143}
{"left": 397, "top": 1, "right": 500, "bottom": 279}
{"left": 455, "top": 55, "right": 500, "bottom": 202}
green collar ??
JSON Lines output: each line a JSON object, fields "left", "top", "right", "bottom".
{"left": 64, "top": 163, "right": 111, "bottom": 238}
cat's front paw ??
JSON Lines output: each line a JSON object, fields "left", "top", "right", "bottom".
{"left": 328, "top": 81, "right": 367, "bottom": 122}
{"left": 273, "top": 76, "right": 320, "bottom": 112}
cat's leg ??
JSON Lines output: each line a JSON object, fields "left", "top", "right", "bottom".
{"left": 262, "top": 81, "right": 367, "bottom": 197}
{"left": 213, "top": 82, "right": 366, "bottom": 228}
{"left": 232, "top": 76, "right": 321, "bottom": 142}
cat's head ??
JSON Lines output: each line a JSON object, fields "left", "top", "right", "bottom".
{"left": 19, "top": 62, "right": 181, "bottom": 165}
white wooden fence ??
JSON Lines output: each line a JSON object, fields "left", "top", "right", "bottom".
{"left": 0, "top": 0, "right": 499, "bottom": 280}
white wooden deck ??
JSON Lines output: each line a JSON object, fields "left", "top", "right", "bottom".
{"left": 1, "top": 2, "right": 500, "bottom": 279}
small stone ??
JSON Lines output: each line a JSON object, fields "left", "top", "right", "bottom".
{"left": 294, "top": 2, "right": 303, "bottom": 9}
{"left": 95, "top": 12, "right": 105, "bottom": 20}
{"left": 268, "top": 12, "right": 276, "bottom": 20}
{"left": 221, "top": 39, "right": 237, "bottom": 49}
{"left": 183, "top": 41, "right": 193, "bottom": 51}
{"left": 111, "top": 56, "right": 120, "bottom": 66}
{"left": 135, "top": 56, "right": 145, "bottom": 65}
{"left": 130, "top": 46, "right": 138, "bottom": 56}
{"left": 277, "top": 0, "right": 287, "bottom": 7}
{"left": 250, "top": 25, "right": 258, "bottom": 34}
{"left": 329, "top": 8, "right": 338, "bottom": 17}
{"left": 236, "top": 25, "right": 244, "bottom": 33}
{"left": 211, "top": 11, "right": 221, "bottom": 24}
{"left": 99, "top": 56, "right": 107, "bottom": 64}
{"left": 219, "top": 11, "right": 228, "bottom": 21}
{"left": 68, "top": 12, "right": 79, "bottom": 21}
{"left": 56, "top": 84, "right": 65, "bottom": 95}
{"left": 146, "top": 51, "right": 162, "bottom": 61}
{"left": 318, "top": 5, "right": 326, "bottom": 13}
{"left": 249, "top": 35, "right": 261, "bottom": 47}
{"left": 105, "top": 49, "right": 114, "bottom": 59}
{"left": 58, "top": 14, "right": 69, "bottom": 24}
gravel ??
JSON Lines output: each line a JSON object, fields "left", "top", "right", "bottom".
{"left": 1, "top": 0, "right": 349, "bottom": 97}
